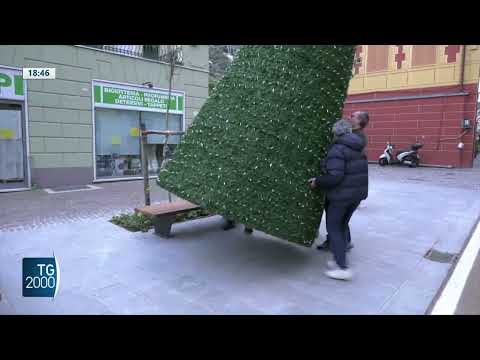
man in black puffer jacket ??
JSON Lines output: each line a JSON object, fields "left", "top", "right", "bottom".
{"left": 308, "top": 119, "right": 368, "bottom": 281}
{"left": 316, "top": 110, "right": 369, "bottom": 252}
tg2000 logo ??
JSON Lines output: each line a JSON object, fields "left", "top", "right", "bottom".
{"left": 22, "top": 257, "right": 60, "bottom": 298}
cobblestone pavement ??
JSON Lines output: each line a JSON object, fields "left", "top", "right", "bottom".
{"left": 1, "top": 165, "right": 479, "bottom": 233}
{"left": 0, "top": 180, "right": 179, "bottom": 232}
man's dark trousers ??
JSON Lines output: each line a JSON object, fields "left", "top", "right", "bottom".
{"left": 323, "top": 197, "right": 353, "bottom": 248}
{"left": 326, "top": 200, "right": 360, "bottom": 269}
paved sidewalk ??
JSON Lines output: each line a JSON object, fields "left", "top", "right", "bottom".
{"left": 1, "top": 166, "right": 480, "bottom": 314}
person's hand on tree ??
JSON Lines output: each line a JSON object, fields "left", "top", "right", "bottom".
{"left": 308, "top": 178, "right": 317, "bottom": 189}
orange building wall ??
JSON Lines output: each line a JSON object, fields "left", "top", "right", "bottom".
{"left": 348, "top": 45, "right": 480, "bottom": 94}
{"left": 344, "top": 45, "right": 480, "bottom": 168}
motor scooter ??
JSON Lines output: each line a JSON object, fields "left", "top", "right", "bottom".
{"left": 379, "top": 141, "right": 423, "bottom": 168}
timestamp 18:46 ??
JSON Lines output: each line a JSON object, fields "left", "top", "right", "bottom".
{"left": 22, "top": 68, "right": 56, "bottom": 80}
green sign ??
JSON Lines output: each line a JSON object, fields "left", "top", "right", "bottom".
{"left": 93, "top": 82, "right": 184, "bottom": 113}
{"left": 0, "top": 67, "right": 25, "bottom": 100}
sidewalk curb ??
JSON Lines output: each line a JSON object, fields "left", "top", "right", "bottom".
{"left": 367, "top": 161, "right": 454, "bottom": 169}
{"left": 426, "top": 214, "right": 480, "bottom": 315}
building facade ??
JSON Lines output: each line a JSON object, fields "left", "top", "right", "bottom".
{"left": 2, "top": 45, "right": 479, "bottom": 193}
{"left": 0, "top": 45, "right": 209, "bottom": 192}
{"left": 344, "top": 45, "right": 480, "bottom": 168}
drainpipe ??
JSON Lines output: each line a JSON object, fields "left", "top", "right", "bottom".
{"left": 460, "top": 45, "right": 466, "bottom": 92}
{"left": 458, "top": 45, "right": 469, "bottom": 167}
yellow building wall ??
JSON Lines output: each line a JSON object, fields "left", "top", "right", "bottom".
{"left": 348, "top": 45, "right": 480, "bottom": 95}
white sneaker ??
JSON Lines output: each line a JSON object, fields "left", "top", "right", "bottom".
{"left": 327, "top": 260, "right": 337, "bottom": 270}
{"left": 325, "top": 268, "right": 353, "bottom": 281}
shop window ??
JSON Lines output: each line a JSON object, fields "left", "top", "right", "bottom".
{"left": 95, "top": 108, "right": 183, "bottom": 179}
{"left": 95, "top": 108, "right": 141, "bottom": 178}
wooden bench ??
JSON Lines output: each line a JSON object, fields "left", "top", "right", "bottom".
{"left": 135, "top": 199, "right": 200, "bottom": 237}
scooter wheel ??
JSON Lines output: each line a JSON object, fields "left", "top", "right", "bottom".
{"left": 410, "top": 159, "right": 419, "bottom": 168}
{"left": 379, "top": 158, "right": 388, "bottom": 166}
{"left": 405, "top": 157, "right": 419, "bottom": 168}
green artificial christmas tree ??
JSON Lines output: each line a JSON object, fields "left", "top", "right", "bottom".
{"left": 158, "top": 45, "right": 355, "bottom": 246}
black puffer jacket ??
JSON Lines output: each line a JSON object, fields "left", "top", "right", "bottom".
{"left": 315, "top": 132, "right": 368, "bottom": 204}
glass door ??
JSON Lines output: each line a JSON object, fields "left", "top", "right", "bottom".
{"left": 0, "top": 103, "right": 28, "bottom": 190}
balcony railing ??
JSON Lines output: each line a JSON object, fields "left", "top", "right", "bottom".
{"left": 81, "top": 45, "right": 183, "bottom": 65}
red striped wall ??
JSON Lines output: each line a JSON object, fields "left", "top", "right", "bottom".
{"left": 343, "top": 83, "right": 479, "bottom": 168}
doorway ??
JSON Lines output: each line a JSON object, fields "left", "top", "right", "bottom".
{"left": 474, "top": 81, "right": 480, "bottom": 168}
{"left": 0, "top": 102, "right": 29, "bottom": 190}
